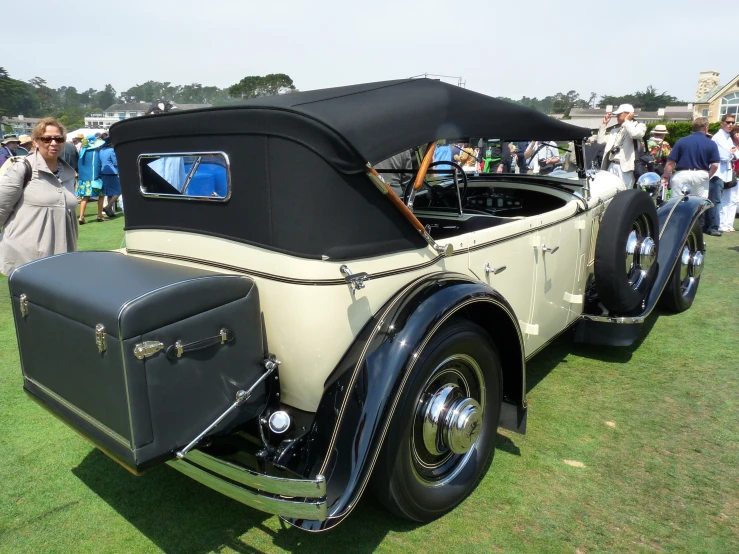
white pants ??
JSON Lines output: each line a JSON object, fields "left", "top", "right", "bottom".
{"left": 607, "top": 163, "right": 634, "bottom": 188}
{"left": 671, "top": 170, "right": 709, "bottom": 198}
{"left": 719, "top": 185, "right": 738, "bottom": 231}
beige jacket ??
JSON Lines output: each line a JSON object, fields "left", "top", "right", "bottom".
{"left": 0, "top": 152, "right": 78, "bottom": 276}
{"left": 597, "top": 120, "right": 646, "bottom": 172}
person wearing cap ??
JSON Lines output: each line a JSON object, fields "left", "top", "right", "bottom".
{"left": 73, "top": 133, "right": 84, "bottom": 153}
{"left": 14, "top": 135, "right": 33, "bottom": 156}
{"left": 647, "top": 124, "right": 671, "bottom": 175}
{"left": 0, "top": 135, "right": 21, "bottom": 167}
{"left": 661, "top": 117, "right": 721, "bottom": 235}
{"left": 597, "top": 104, "right": 646, "bottom": 188}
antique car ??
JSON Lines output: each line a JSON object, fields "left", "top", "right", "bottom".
{"left": 9, "top": 79, "right": 709, "bottom": 532}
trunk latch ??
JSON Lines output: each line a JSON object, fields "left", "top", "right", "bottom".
{"left": 19, "top": 294, "right": 28, "bottom": 317}
{"left": 95, "top": 324, "right": 107, "bottom": 353}
{"left": 133, "top": 341, "right": 165, "bottom": 360}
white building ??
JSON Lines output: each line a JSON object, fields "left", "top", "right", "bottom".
{"left": 1, "top": 115, "right": 43, "bottom": 136}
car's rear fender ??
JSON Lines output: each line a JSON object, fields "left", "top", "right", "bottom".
{"left": 281, "top": 272, "right": 526, "bottom": 531}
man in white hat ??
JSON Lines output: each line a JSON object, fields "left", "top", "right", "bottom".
{"left": 596, "top": 104, "right": 646, "bottom": 187}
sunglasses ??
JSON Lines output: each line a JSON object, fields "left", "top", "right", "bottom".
{"left": 38, "top": 136, "right": 65, "bottom": 144}
{"left": 724, "top": 121, "right": 736, "bottom": 125}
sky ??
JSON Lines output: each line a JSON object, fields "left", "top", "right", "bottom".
{"left": 4, "top": 0, "right": 735, "bottom": 103}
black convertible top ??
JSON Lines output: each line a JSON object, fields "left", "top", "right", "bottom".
{"left": 111, "top": 79, "right": 590, "bottom": 169}
{"left": 110, "top": 79, "right": 590, "bottom": 261}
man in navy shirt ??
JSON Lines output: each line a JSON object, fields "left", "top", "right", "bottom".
{"left": 662, "top": 117, "right": 721, "bottom": 235}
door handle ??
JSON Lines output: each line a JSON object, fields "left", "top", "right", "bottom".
{"left": 541, "top": 244, "right": 559, "bottom": 254}
{"left": 484, "top": 263, "right": 507, "bottom": 275}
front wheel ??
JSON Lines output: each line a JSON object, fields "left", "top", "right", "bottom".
{"left": 372, "top": 320, "right": 502, "bottom": 522}
{"left": 659, "top": 222, "right": 704, "bottom": 313}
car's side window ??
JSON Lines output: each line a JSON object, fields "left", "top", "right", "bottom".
{"left": 138, "top": 152, "right": 231, "bottom": 201}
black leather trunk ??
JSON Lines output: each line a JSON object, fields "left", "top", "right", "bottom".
{"left": 9, "top": 251, "right": 266, "bottom": 472}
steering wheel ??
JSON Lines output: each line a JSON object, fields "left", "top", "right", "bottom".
{"left": 402, "top": 160, "right": 469, "bottom": 209}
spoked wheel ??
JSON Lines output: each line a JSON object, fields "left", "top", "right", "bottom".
{"left": 659, "top": 222, "right": 704, "bottom": 313}
{"left": 595, "top": 189, "right": 659, "bottom": 313}
{"left": 372, "top": 320, "right": 501, "bottom": 522}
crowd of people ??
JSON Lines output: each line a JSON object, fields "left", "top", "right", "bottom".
{"left": 0, "top": 119, "right": 122, "bottom": 276}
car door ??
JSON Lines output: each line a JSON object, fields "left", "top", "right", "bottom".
{"left": 526, "top": 205, "right": 582, "bottom": 355}
{"left": 468, "top": 226, "right": 537, "bottom": 351}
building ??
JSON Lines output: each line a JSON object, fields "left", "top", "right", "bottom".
{"left": 84, "top": 102, "right": 210, "bottom": 130}
{"left": 1, "top": 115, "right": 43, "bottom": 136}
{"left": 692, "top": 71, "right": 739, "bottom": 123}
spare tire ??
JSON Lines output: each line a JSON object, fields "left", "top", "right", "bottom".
{"left": 594, "top": 189, "right": 659, "bottom": 313}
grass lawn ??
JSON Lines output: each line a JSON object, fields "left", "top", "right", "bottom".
{"left": 0, "top": 209, "right": 737, "bottom": 553}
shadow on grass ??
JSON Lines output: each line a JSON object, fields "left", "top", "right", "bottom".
{"left": 526, "top": 312, "right": 660, "bottom": 393}
{"left": 72, "top": 449, "right": 417, "bottom": 554}
{"left": 496, "top": 432, "right": 521, "bottom": 456}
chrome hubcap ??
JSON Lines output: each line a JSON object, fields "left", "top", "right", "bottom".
{"left": 422, "top": 384, "right": 482, "bottom": 456}
{"left": 678, "top": 230, "right": 703, "bottom": 297}
{"left": 625, "top": 216, "right": 657, "bottom": 291}
{"left": 412, "top": 354, "right": 485, "bottom": 486}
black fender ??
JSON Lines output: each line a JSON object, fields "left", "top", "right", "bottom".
{"left": 282, "top": 272, "right": 526, "bottom": 531}
{"left": 576, "top": 193, "right": 710, "bottom": 345}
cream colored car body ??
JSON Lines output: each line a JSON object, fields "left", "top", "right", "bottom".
{"left": 125, "top": 170, "right": 625, "bottom": 413}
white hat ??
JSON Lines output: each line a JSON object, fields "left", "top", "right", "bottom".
{"left": 613, "top": 104, "right": 635, "bottom": 115}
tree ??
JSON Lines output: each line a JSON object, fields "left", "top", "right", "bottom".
{"left": 0, "top": 69, "right": 39, "bottom": 117}
{"left": 28, "top": 76, "right": 55, "bottom": 113}
{"left": 552, "top": 90, "right": 582, "bottom": 118}
{"left": 92, "top": 84, "right": 118, "bottom": 111}
{"left": 228, "top": 73, "right": 296, "bottom": 99}
{"left": 598, "top": 86, "right": 684, "bottom": 111}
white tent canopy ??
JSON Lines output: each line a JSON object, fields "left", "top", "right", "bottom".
{"left": 65, "top": 128, "right": 103, "bottom": 141}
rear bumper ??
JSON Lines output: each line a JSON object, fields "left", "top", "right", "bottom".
{"left": 167, "top": 450, "right": 327, "bottom": 521}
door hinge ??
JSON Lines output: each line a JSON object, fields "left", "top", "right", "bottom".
{"left": 19, "top": 294, "right": 28, "bottom": 317}
{"left": 95, "top": 324, "right": 107, "bottom": 353}
{"left": 519, "top": 321, "right": 539, "bottom": 335}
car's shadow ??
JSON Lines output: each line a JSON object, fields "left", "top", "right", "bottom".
{"left": 72, "top": 450, "right": 417, "bottom": 554}
{"left": 526, "top": 312, "right": 659, "bottom": 393}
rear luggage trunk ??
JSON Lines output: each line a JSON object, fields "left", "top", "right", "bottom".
{"left": 9, "top": 251, "right": 267, "bottom": 473}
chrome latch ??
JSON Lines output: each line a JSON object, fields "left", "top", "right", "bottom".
{"left": 541, "top": 244, "right": 559, "bottom": 254}
{"left": 484, "top": 263, "right": 507, "bottom": 275}
{"left": 174, "top": 340, "right": 184, "bottom": 358}
{"left": 19, "top": 294, "right": 28, "bottom": 317}
{"left": 95, "top": 324, "right": 107, "bottom": 353}
{"left": 133, "top": 341, "right": 164, "bottom": 360}
{"left": 340, "top": 265, "right": 370, "bottom": 292}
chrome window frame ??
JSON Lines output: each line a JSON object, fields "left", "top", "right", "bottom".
{"left": 137, "top": 151, "right": 232, "bottom": 202}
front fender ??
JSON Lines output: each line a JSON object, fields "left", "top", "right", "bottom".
{"left": 282, "top": 272, "right": 525, "bottom": 531}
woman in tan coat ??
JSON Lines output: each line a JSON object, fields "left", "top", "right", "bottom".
{"left": 0, "top": 117, "right": 78, "bottom": 276}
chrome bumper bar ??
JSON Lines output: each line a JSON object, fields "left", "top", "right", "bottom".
{"left": 167, "top": 450, "right": 327, "bottom": 521}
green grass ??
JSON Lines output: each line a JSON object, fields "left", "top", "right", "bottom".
{"left": 1, "top": 215, "right": 738, "bottom": 553}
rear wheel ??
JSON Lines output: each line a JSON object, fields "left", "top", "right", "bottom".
{"left": 372, "top": 320, "right": 502, "bottom": 522}
{"left": 659, "top": 222, "right": 704, "bottom": 313}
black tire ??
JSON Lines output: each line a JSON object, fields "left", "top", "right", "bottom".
{"left": 659, "top": 222, "right": 704, "bottom": 313}
{"left": 372, "top": 320, "right": 502, "bottom": 522}
{"left": 594, "top": 189, "right": 659, "bottom": 313}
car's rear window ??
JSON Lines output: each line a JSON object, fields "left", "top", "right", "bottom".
{"left": 138, "top": 152, "right": 231, "bottom": 201}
